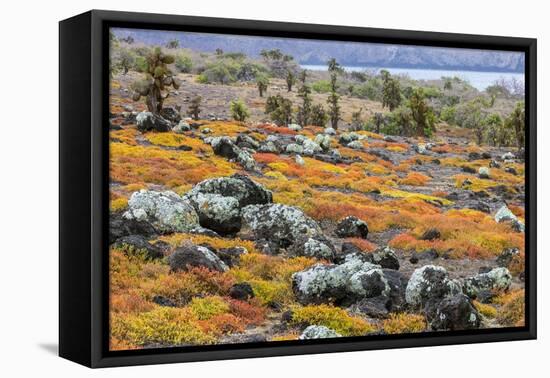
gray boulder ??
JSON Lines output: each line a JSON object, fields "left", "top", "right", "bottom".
{"left": 335, "top": 216, "right": 369, "bottom": 239}
{"left": 240, "top": 203, "right": 325, "bottom": 251}
{"left": 112, "top": 235, "right": 163, "bottom": 259}
{"left": 286, "top": 143, "right": 304, "bottom": 154}
{"left": 324, "top": 127, "right": 336, "bottom": 135}
{"left": 299, "top": 325, "right": 341, "bottom": 339}
{"left": 494, "top": 205, "right": 524, "bottom": 232}
{"left": 427, "top": 294, "right": 481, "bottom": 331}
{"left": 236, "top": 134, "right": 260, "bottom": 150}
{"left": 292, "top": 254, "right": 394, "bottom": 305}
{"left": 405, "top": 265, "right": 462, "bottom": 308}
{"left": 288, "top": 235, "right": 337, "bottom": 260}
{"left": 478, "top": 167, "right": 490, "bottom": 179}
{"left": 211, "top": 136, "right": 240, "bottom": 159}
{"left": 371, "top": 246, "right": 400, "bottom": 270}
{"left": 288, "top": 123, "right": 302, "bottom": 131}
{"left": 123, "top": 190, "right": 199, "bottom": 233}
{"left": 302, "top": 139, "right": 323, "bottom": 156}
{"left": 463, "top": 267, "right": 512, "bottom": 299}
{"left": 185, "top": 174, "right": 272, "bottom": 234}
{"left": 168, "top": 244, "right": 228, "bottom": 272}
{"left": 314, "top": 134, "right": 332, "bottom": 151}
{"left": 159, "top": 106, "right": 181, "bottom": 124}
{"left": 347, "top": 140, "right": 363, "bottom": 150}
{"left": 496, "top": 247, "right": 520, "bottom": 268}
{"left": 172, "top": 120, "right": 191, "bottom": 133}
{"left": 136, "top": 111, "right": 172, "bottom": 132}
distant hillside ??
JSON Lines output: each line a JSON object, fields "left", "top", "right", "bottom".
{"left": 113, "top": 28, "right": 525, "bottom": 73}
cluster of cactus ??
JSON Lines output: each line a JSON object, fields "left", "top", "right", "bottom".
{"left": 132, "top": 47, "right": 180, "bottom": 114}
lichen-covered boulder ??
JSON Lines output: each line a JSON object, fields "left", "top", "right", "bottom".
{"left": 259, "top": 140, "right": 279, "bottom": 153}
{"left": 186, "top": 193, "right": 241, "bottom": 234}
{"left": 210, "top": 136, "right": 240, "bottom": 159}
{"left": 240, "top": 203, "right": 324, "bottom": 250}
{"left": 168, "top": 244, "right": 228, "bottom": 272}
{"left": 405, "top": 265, "right": 462, "bottom": 308}
{"left": 123, "top": 190, "right": 199, "bottom": 233}
{"left": 286, "top": 143, "right": 304, "bottom": 154}
{"left": 159, "top": 106, "right": 181, "bottom": 124}
{"left": 496, "top": 247, "right": 520, "bottom": 269}
{"left": 295, "top": 154, "right": 305, "bottom": 166}
{"left": 188, "top": 174, "right": 272, "bottom": 208}
{"left": 463, "top": 267, "right": 512, "bottom": 299}
{"left": 478, "top": 166, "right": 490, "bottom": 179}
{"left": 136, "top": 111, "right": 172, "bottom": 132}
{"left": 292, "top": 254, "right": 386, "bottom": 305}
{"left": 185, "top": 175, "right": 272, "bottom": 234}
{"left": 288, "top": 235, "right": 337, "bottom": 260}
{"left": 112, "top": 235, "right": 163, "bottom": 259}
{"left": 236, "top": 134, "right": 260, "bottom": 150}
{"left": 371, "top": 246, "right": 400, "bottom": 270}
{"left": 299, "top": 325, "right": 341, "bottom": 339}
{"left": 427, "top": 294, "right": 481, "bottom": 331}
{"left": 324, "top": 127, "right": 336, "bottom": 135}
{"left": 294, "top": 134, "right": 307, "bottom": 145}
{"left": 302, "top": 139, "right": 323, "bottom": 156}
{"left": 335, "top": 216, "right": 369, "bottom": 239}
{"left": 314, "top": 134, "right": 332, "bottom": 151}
{"left": 236, "top": 149, "right": 257, "bottom": 171}
{"left": 494, "top": 205, "right": 525, "bottom": 232}
{"left": 172, "top": 120, "right": 191, "bottom": 133}
{"left": 288, "top": 123, "right": 302, "bottom": 131}
{"left": 414, "top": 144, "right": 428, "bottom": 155}
{"left": 109, "top": 211, "right": 158, "bottom": 243}
{"left": 347, "top": 140, "right": 363, "bottom": 150}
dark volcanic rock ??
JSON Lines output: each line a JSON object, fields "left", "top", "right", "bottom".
{"left": 371, "top": 246, "right": 400, "bottom": 270}
{"left": 496, "top": 247, "right": 520, "bottom": 269}
{"left": 229, "top": 282, "right": 255, "bottom": 300}
{"left": 109, "top": 211, "right": 158, "bottom": 243}
{"left": 217, "top": 246, "right": 248, "bottom": 267}
{"left": 168, "top": 244, "right": 228, "bottom": 272}
{"left": 112, "top": 235, "right": 163, "bottom": 259}
{"left": 405, "top": 265, "right": 462, "bottom": 308}
{"left": 420, "top": 228, "right": 441, "bottom": 241}
{"left": 427, "top": 294, "right": 481, "bottom": 331}
{"left": 136, "top": 111, "right": 172, "bottom": 132}
{"left": 159, "top": 106, "right": 181, "bottom": 124}
{"left": 335, "top": 216, "right": 369, "bottom": 239}
{"left": 351, "top": 296, "right": 391, "bottom": 318}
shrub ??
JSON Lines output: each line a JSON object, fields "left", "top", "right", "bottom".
{"left": 265, "top": 95, "right": 293, "bottom": 125}
{"left": 228, "top": 298, "right": 266, "bottom": 325}
{"left": 111, "top": 307, "right": 214, "bottom": 347}
{"left": 197, "top": 313, "right": 244, "bottom": 336}
{"left": 187, "top": 96, "right": 202, "bottom": 120}
{"left": 473, "top": 301, "right": 497, "bottom": 318}
{"left": 110, "top": 197, "right": 128, "bottom": 212}
{"left": 310, "top": 104, "right": 328, "bottom": 127}
{"left": 188, "top": 296, "right": 230, "bottom": 320}
{"left": 230, "top": 99, "right": 250, "bottom": 122}
{"left": 311, "top": 80, "right": 331, "bottom": 93}
{"left": 291, "top": 304, "right": 375, "bottom": 336}
{"left": 399, "top": 172, "right": 431, "bottom": 186}
{"left": 495, "top": 290, "right": 525, "bottom": 326}
{"left": 382, "top": 313, "right": 426, "bottom": 334}
{"left": 175, "top": 53, "right": 193, "bottom": 73}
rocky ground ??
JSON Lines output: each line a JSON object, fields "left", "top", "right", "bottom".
{"left": 108, "top": 75, "right": 526, "bottom": 351}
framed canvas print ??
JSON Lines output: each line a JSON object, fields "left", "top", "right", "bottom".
{"left": 59, "top": 10, "right": 536, "bottom": 368}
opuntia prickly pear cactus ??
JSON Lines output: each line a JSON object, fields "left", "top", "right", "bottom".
{"left": 131, "top": 47, "right": 180, "bottom": 114}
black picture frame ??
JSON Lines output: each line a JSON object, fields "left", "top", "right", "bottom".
{"left": 59, "top": 9, "right": 537, "bottom": 368}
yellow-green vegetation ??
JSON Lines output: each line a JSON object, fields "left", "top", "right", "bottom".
{"left": 189, "top": 296, "right": 230, "bottom": 320}
{"left": 291, "top": 304, "right": 375, "bottom": 336}
{"left": 473, "top": 301, "right": 497, "bottom": 318}
{"left": 382, "top": 313, "right": 427, "bottom": 334}
{"left": 494, "top": 290, "right": 525, "bottom": 327}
